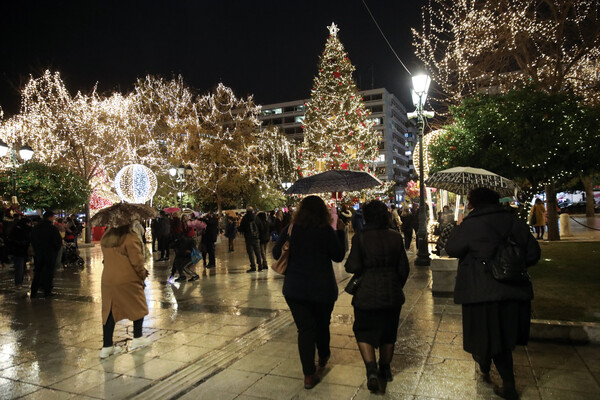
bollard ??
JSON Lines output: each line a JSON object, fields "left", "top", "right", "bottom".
{"left": 430, "top": 257, "right": 458, "bottom": 296}
{"left": 559, "top": 213, "right": 572, "bottom": 237}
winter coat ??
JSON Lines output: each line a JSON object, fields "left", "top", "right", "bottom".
{"left": 445, "top": 204, "right": 541, "bottom": 305}
{"left": 225, "top": 219, "right": 238, "bottom": 239}
{"left": 257, "top": 214, "right": 270, "bottom": 244}
{"left": 351, "top": 210, "right": 365, "bottom": 233}
{"left": 400, "top": 212, "right": 413, "bottom": 232}
{"left": 157, "top": 217, "right": 171, "bottom": 237}
{"left": 8, "top": 221, "right": 31, "bottom": 257}
{"left": 201, "top": 215, "right": 219, "bottom": 243}
{"left": 30, "top": 220, "right": 62, "bottom": 258}
{"left": 239, "top": 212, "right": 260, "bottom": 241}
{"left": 273, "top": 224, "right": 345, "bottom": 304}
{"left": 101, "top": 233, "right": 149, "bottom": 324}
{"left": 531, "top": 203, "right": 546, "bottom": 227}
{"left": 345, "top": 227, "right": 410, "bottom": 309}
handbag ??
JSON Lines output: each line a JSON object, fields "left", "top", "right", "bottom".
{"left": 344, "top": 233, "right": 366, "bottom": 295}
{"left": 190, "top": 248, "right": 202, "bottom": 265}
{"left": 344, "top": 274, "right": 362, "bottom": 294}
{"left": 271, "top": 224, "right": 293, "bottom": 274}
{"left": 484, "top": 219, "right": 530, "bottom": 285}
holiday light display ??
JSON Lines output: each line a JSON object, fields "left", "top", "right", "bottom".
{"left": 302, "top": 23, "right": 379, "bottom": 176}
{"left": 114, "top": 164, "right": 157, "bottom": 203}
{"left": 412, "top": 129, "right": 446, "bottom": 179}
{"left": 413, "top": 0, "right": 600, "bottom": 109}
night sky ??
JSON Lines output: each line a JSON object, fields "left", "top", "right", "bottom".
{"left": 1, "top": 0, "right": 426, "bottom": 116}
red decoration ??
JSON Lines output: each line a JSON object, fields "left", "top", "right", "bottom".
{"left": 333, "top": 72, "right": 341, "bottom": 78}
{"left": 341, "top": 162, "right": 349, "bottom": 170}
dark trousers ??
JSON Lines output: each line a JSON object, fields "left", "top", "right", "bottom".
{"left": 103, "top": 311, "right": 143, "bottom": 347}
{"left": 402, "top": 229, "right": 413, "bottom": 250}
{"left": 171, "top": 257, "right": 196, "bottom": 277}
{"left": 285, "top": 297, "right": 334, "bottom": 376}
{"left": 152, "top": 234, "right": 158, "bottom": 251}
{"left": 12, "top": 255, "right": 26, "bottom": 285}
{"left": 245, "top": 239, "right": 262, "bottom": 269}
{"left": 202, "top": 241, "right": 215, "bottom": 265}
{"left": 259, "top": 242, "right": 268, "bottom": 269}
{"left": 31, "top": 255, "right": 56, "bottom": 296}
{"left": 474, "top": 349, "right": 515, "bottom": 387}
{"left": 158, "top": 235, "right": 169, "bottom": 259}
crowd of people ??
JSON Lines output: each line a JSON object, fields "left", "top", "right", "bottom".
{"left": 2, "top": 192, "right": 543, "bottom": 399}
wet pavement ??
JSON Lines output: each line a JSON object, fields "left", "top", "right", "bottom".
{"left": 0, "top": 224, "right": 599, "bottom": 400}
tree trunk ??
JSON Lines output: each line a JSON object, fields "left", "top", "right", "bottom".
{"left": 582, "top": 175, "right": 596, "bottom": 217}
{"left": 545, "top": 183, "right": 560, "bottom": 241}
{"left": 85, "top": 200, "right": 92, "bottom": 243}
{"left": 216, "top": 190, "right": 222, "bottom": 214}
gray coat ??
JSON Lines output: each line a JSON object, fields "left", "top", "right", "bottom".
{"left": 445, "top": 205, "right": 541, "bottom": 305}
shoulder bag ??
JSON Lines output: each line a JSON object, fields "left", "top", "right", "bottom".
{"left": 484, "top": 219, "right": 530, "bottom": 284}
{"left": 344, "top": 233, "right": 365, "bottom": 295}
{"left": 271, "top": 224, "right": 293, "bottom": 274}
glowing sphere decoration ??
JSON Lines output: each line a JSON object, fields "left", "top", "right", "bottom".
{"left": 114, "top": 164, "right": 157, "bottom": 204}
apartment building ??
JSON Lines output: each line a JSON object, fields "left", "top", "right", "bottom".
{"left": 259, "top": 88, "right": 415, "bottom": 201}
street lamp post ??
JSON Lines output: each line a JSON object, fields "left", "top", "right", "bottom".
{"left": 168, "top": 164, "right": 192, "bottom": 207}
{"left": 0, "top": 140, "right": 34, "bottom": 204}
{"left": 408, "top": 75, "right": 434, "bottom": 267}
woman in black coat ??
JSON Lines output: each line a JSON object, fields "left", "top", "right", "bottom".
{"left": 445, "top": 188, "right": 540, "bottom": 400}
{"left": 345, "top": 200, "right": 410, "bottom": 393}
{"left": 273, "top": 195, "right": 346, "bottom": 390}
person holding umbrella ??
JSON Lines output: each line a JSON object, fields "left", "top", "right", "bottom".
{"left": 90, "top": 203, "right": 156, "bottom": 358}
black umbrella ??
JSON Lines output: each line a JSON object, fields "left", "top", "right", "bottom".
{"left": 90, "top": 203, "right": 157, "bottom": 227}
{"left": 285, "top": 170, "right": 383, "bottom": 195}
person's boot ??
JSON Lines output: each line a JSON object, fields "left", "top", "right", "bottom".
{"left": 494, "top": 384, "right": 519, "bottom": 400}
{"left": 378, "top": 362, "right": 393, "bottom": 382}
{"left": 303, "top": 373, "right": 320, "bottom": 389}
{"left": 365, "top": 362, "right": 379, "bottom": 392}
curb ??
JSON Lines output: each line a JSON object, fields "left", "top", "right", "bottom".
{"left": 530, "top": 319, "right": 600, "bottom": 344}
{"left": 77, "top": 243, "right": 96, "bottom": 248}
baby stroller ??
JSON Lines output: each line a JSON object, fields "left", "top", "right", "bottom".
{"left": 63, "top": 242, "right": 84, "bottom": 268}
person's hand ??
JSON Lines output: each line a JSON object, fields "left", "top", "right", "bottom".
{"left": 336, "top": 218, "right": 346, "bottom": 231}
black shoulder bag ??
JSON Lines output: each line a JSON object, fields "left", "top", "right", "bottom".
{"left": 344, "top": 234, "right": 365, "bottom": 295}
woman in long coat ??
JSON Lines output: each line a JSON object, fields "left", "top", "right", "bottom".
{"left": 273, "top": 195, "right": 346, "bottom": 390}
{"left": 445, "top": 188, "right": 540, "bottom": 400}
{"left": 345, "top": 200, "right": 410, "bottom": 393}
{"left": 530, "top": 198, "right": 546, "bottom": 239}
{"left": 100, "top": 223, "right": 151, "bottom": 358}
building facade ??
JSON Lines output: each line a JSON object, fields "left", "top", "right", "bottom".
{"left": 259, "top": 88, "right": 415, "bottom": 202}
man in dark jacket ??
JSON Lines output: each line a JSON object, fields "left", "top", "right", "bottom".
{"left": 30, "top": 210, "right": 63, "bottom": 298}
{"left": 201, "top": 212, "right": 219, "bottom": 268}
{"left": 9, "top": 217, "right": 32, "bottom": 288}
{"left": 445, "top": 187, "right": 540, "bottom": 400}
{"left": 150, "top": 217, "right": 159, "bottom": 252}
{"left": 156, "top": 211, "right": 171, "bottom": 262}
{"left": 238, "top": 207, "right": 263, "bottom": 273}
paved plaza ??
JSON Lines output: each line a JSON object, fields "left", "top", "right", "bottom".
{"left": 0, "top": 217, "right": 599, "bottom": 399}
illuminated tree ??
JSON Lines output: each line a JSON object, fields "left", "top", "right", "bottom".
{"left": 430, "top": 87, "right": 600, "bottom": 239}
{"left": 0, "top": 161, "right": 90, "bottom": 211}
{"left": 301, "top": 23, "right": 379, "bottom": 176}
{"left": 413, "top": 0, "right": 600, "bottom": 109}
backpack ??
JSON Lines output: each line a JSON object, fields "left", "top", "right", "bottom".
{"left": 484, "top": 219, "right": 529, "bottom": 284}
{"left": 248, "top": 219, "right": 259, "bottom": 239}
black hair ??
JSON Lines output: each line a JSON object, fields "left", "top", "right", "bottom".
{"left": 292, "top": 195, "right": 332, "bottom": 228}
{"left": 467, "top": 187, "right": 500, "bottom": 208}
{"left": 363, "top": 200, "right": 392, "bottom": 229}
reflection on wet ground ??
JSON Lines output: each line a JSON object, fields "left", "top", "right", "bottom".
{"left": 0, "top": 231, "right": 598, "bottom": 399}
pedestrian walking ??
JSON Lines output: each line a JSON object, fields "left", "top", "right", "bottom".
{"left": 99, "top": 222, "right": 151, "bottom": 358}
{"left": 238, "top": 207, "right": 263, "bottom": 273}
{"left": 257, "top": 211, "right": 270, "bottom": 271}
{"left": 156, "top": 211, "right": 171, "bottom": 262}
{"left": 169, "top": 235, "right": 199, "bottom": 282}
{"left": 201, "top": 212, "right": 219, "bottom": 268}
{"left": 150, "top": 216, "right": 159, "bottom": 252}
{"left": 530, "top": 198, "right": 546, "bottom": 240}
{"left": 445, "top": 187, "right": 541, "bottom": 400}
{"left": 272, "top": 195, "right": 346, "bottom": 390}
{"left": 30, "top": 211, "right": 63, "bottom": 298}
{"left": 389, "top": 204, "right": 402, "bottom": 232}
{"left": 400, "top": 206, "right": 414, "bottom": 250}
{"left": 225, "top": 215, "right": 238, "bottom": 252}
{"left": 344, "top": 200, "right": 410, "bottom": 393}
{"left": 8, "top": 217, "right": 32, "bottom": 288}
{"left": 352, "top": 205, "right": 365, "bottom": 234}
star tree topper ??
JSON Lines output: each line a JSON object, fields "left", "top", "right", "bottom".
{"left": 328, "top": 22, "right": 339, "bottom": 37}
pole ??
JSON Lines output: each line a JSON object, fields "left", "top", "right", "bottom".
{"left": 415, "top": 100, "right": 430, "bottom": 266}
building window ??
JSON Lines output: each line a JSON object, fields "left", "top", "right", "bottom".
{"left": 378, "top": 154, "right": 385, "bottom": 162}
{"left": 405, "top": 150, "right": 412, "bottom": 156}
{"left": 262, "top": 108, "right": 283, "bottom": 116}
{"left": 295, "top": 116, "right": 305, "bottom": 123}
{"left": 295, "top": 105, "right": 306, "bottom": 112}
{"left": 369, "top": 105, "right": 383, "bottom": 113}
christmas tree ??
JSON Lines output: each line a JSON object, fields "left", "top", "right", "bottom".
{"left": 301, "top": 23, "right": 379, "bottom": 176}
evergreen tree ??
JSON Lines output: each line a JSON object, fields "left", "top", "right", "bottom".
{"left": 301, "top": 23, "right": 379, "bottom": 176}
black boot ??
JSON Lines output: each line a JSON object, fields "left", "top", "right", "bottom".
{"left": 365, "top": 362, "right": 379, "bottom": 392}
{"left": 378, "top": 362, "right": 393, "bottom": 382}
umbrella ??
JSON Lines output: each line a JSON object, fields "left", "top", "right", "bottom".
{"left": 285, "top": 170, "right": 383, "bottom": 195}
{"left": 182, "top": 208, "right": 195, "bottom": 215}
{"left": 90, "top": 203, "right": 157, "bottom": 227}
{"left": 163, "top": 207, "right": 181, "bottom": 213}
{"left": 424, "top": 167, "right": 519, "bottom": 197}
